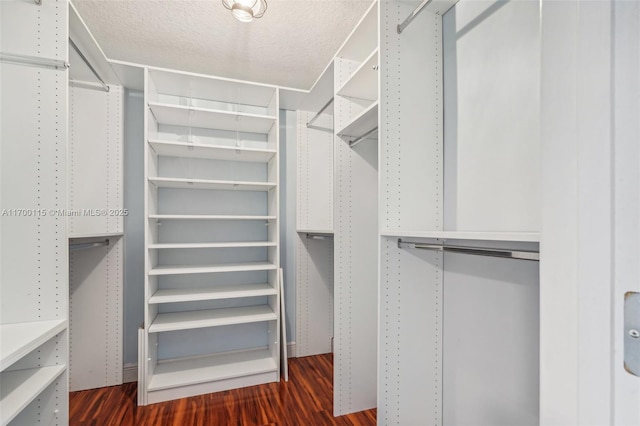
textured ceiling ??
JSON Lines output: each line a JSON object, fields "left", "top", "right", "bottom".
{"left": 73, "top": 0, "right": 373, "bottom": 89}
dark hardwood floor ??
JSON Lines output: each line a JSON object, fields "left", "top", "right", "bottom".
{"left": 69, "top": 354, "right": 376, "bottom": 425}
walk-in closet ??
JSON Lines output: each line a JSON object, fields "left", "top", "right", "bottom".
{"left": 2, "top": 0, "right": 640, "bottom": 425}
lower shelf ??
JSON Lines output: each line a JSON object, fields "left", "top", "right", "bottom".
{"left": 147, "top": 349, "right": 278, "bottom": 403}
{"left": 148, "top": 305, "right": 277, "bottom": 333}
{"left": 0, "top": 365, "right": 66, "bottom": 425}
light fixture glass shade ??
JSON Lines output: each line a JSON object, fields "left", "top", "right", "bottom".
{"left": 222, "top": 0, "right": 267, "bottom": 22}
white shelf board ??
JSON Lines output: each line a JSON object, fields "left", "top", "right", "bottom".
{"left": 149, "top": 242, "right": 276, "bottom": 249}
{"left": 149, "top": 177, "right": 276, "bottom": 192}
{"left": 149, "top": 261, "right": 277, "bottom": 276}
{"left": 0, "top": 365, "right": 66, "bottom": 426}
{"left": 300, "top": 62, "right": 334, "bottom": 114}
{"left": 148, "top": 305, "right": 277, "bottom": 333}
{"left": 68, "top": 232, "right": 124, "bottom": 240}
{"left": 337, "top": 101, "right": 379, "bottom": 139}
{"left": 297, "top": 229, "right": 334, "bottom": 235}
{"left": 148, "top": 68, "right": 277, "bottom": 109}
{"left": 0, "top": 320, "right": 67, "bottom": 372}
{"left": 148, "top": 140, "right": 276, "bottom": 163}
{"left": 148, "top": 102, "right": 276, "bottom": 134}
{"left": 336, "top": 1, "right": 378, "bottom": 62}
{"left": 148, "top": 348, "right": 277, "bottom": 391}
{"left": 149, "top": 283, "right": 277, "bottom": 304}
{"left": 149, "top": 214, "right": 276, "bottom": 221}
{"left": 336, "top": 49, "right": 379, "bottom": 101}
{"left": 381, "top": 230, "right": 540, "bottom": 243}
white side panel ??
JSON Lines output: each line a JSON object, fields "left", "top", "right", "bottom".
{"left": 443, "top": 0, "right": 540, "bottom": 233}
{"left": 69, "top": 84, "right": 124, "bottom": 236}
{"left": 69, "top": 237, "right": 123, "bottom": 391}
{"left": 380, "top": 1, "right": 442, "bottom": 233}
{"left": 443, "top": 254, "right": 539, "bottom": 426}
{"left": 613, "top": 1, "right": 640, "bottom": 423}
{"left": 379, "top": 237, "right": 442, "bottom": 425}
{"left": 334, "top": 56, "right": 378, "bottom": 415}
{"left": 295, "top": 234, "right": 333, "bottom": 357}
{"left": 296, "top": 111, "right": 333, "bottom": 232}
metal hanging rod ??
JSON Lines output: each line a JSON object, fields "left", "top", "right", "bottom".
{"left": 349, "top": 127, "right": 378, "bottom": 148}
{"left": 306, "top": 97, "right": 334, "bottom": 128}
{"left": 397, "top": 239, "right": 539, "bottom": 261}
{"left": 398, "top": 0, "right": 434, "bottom": 34}
{"left": 69, "top": 38, "right": 110, "bottom": 92}
{"left": 69, "top": 239, "right": 110, "bottom": 251}
{"left": 0, "top": 53, "right": 69, "bottom": 70}
{"left": 306, "top": 233, "right": 333, "bottom": 241}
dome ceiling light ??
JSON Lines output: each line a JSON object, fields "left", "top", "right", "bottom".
{"left": 222, "top": 0, "right": 268, "bottom": 23}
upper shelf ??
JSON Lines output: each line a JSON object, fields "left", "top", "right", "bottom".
{"left": 336, "top": 1, "right": 378, "bottom": 62}
{"left": 148, "top": 140, "right": 276, "bottom": 163}
{"left": 337, "top": 101, "right": 379, "bottom": 140}
{"left": 148, "top": 102, "right": 276, "bottom": 134}
{"left": 336, "top": 49, "right": 378, "bottom": 101}
{"left": 148, "top": 177, "right": 276, "bottom": 192}
{"left": 0, "top": 320, "right": 67, "bottom": 372}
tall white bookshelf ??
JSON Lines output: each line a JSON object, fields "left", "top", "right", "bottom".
{"left": 1, "top": 0, "right": 69, "bottom": 425}
{"left": 139, "top": 67, "right": 280, "bottom": 405}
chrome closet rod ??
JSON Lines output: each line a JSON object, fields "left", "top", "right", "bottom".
{"left": 349, "top": 127, "right": 378, "bottom": 148}
{"left": 397, "top": 0, "right": 434, "bottom": 34}
{"left": 306, "top": 233, "right": 333, "bottom": 241}
{"left": 397, "top": 239, "right": 539, "bottom": 261}
{"left": 69, "top": 239, "right": 110, "bottom": 251}
{"left": 69, "top": 38, "right": 110, "bottom": 92}
{"left": 0, "top": 53, "right": 69, "bottom": 70}
{"left": 306, "top": 97, "right": 334, "bottom": 128}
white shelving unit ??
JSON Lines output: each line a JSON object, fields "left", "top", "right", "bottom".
{"left": 1, "top": 0, "right": 70, "bottom": 423}
{"left": 140, "top": 67, "right": 280, "bottom": 405}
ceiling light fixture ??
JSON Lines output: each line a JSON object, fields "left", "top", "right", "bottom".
{"left": 222, "top": 0, "right": 267, "bottom": 23}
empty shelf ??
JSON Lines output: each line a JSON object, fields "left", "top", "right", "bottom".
{"left": 149, "top": 283, "right": 277, "bottom": 304}
{"left": 149, "top": 214, "right": 276, "bottom": 221}
{"left": 148, "top": 140, "right": 276, "bottom": 163}
{"left": 0, "top": 365, "right": 66, "bottom": 425}
{"left": 149, "top": 177, "right": 276, "bottom": 192}
{"left": 148, "top": 305, "right": 277, "bottom": 333}
{"left": 148, "top": 348, "right": 277, "bottom": 391}
{"left": 148, "top": 242, "right": 276, "bottom": 249}
{"left": 336, "top": 49, "right": 379, "bottom": 101}
{"left": 149, "top": 261, "right": 277, "bottom": 276}
{"left": 148, "top": 102, "right": 276, "bottom": 134}
{"left": 337, "top": 101, "right": 378, "bottom": 139}
{"left": 1, "top": 319, "right": 67, "bottom": 371}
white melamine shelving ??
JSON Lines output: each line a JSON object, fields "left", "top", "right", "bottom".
{"left": 336, "top": 49, "right": 379, "bottom": 101}
{"left": 149, "top": 214, "right": 277, "bottom": 221}
{"left": 148, "top": 177, "right": 276, "bottom": 192}
{"left": 148, "top": 140, "right": 276, "bottom": 162}
{"left": 149, "top": 283, "right": 277, "bottom": 304}
{"left": 150, "top": 261, "right": 277, "bottom": 276}
{"left": 148, "top": 102, "right": 276, "bottom": 134}
{"left": 0, "top": 320, "right": 66, "bottom": 371}
{"left": 337, "top": 101, "right": 378, "bottom": 140}
{"left": 149, "top": 242, "right": 276, "bottom": 249}
{"left": 148, "top": 305, "right": 277, "bottom": 333}
{"left": 148, "top": 348, "right": 277, "bottom": 392}
{"left": 0, "top": 365, "right": 66, "bottom": 426}
{"left": 297, "top": 229, "right": 334, "bottom": 235}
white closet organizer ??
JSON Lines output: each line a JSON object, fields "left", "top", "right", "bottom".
{"left": 378, "top": 0, "right": 540, "bottom": 425}
{"left": 0, "top": 0, "right": 69, "bottom": 424}
{"left": 139, "top": 68, "right": 281, "bottom": 405}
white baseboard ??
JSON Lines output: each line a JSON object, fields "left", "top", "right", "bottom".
{"left": 123, "top": 363, "right": 138, "bottom": 383}
{"left": 123, "top": 342, "right": 298, "bottom": 383}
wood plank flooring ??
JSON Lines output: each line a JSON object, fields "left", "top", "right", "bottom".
{"left": 69, "top": 354, "right": 376, "bottom": 425}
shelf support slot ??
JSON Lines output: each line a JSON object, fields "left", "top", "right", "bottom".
{"left": 306, "top": 97, "right": 334, "bottom": 128}
{"left": 69, "top": 38, "right": 110, "bottom": 92}
{"left": 397, "top": 239, "right": 539, "bottom": 261}
{"left": 397, "top": 0, "right": 434, "bottom": 34}
{"left": 348, "top": 127, "right": 378, "bottom": 148}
